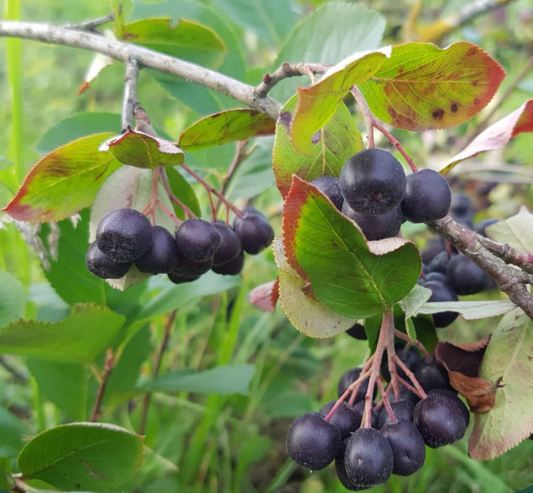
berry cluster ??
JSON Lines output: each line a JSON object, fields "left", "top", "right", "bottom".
{"left": 286, "top": 342, "right": 469, "bottom": 490}
{"left": 86, "top": 207, "right": 274, "bottom": 283}
{"left": 419, "top": 194, "right": 499, "bottom": 327}
{"left": 312, "top": 148, "right": 451, "bottom": 241}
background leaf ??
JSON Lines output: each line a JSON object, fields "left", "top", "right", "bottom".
{"left": 358, "top": 42, "right": 505, "bottom": 131}
{"left": 18, "top": 423, "right": 144, "bottom": 491}
{"left": 282, "top": 177, "right": 421, "bottom": 318}
{"left": 417, "top": 300, "right": 517, "bottom": 320}
{"left": 164, "top": 167, "right": 202, "bottom": 219}
{"left": 0, "top": 270, "right": 26, "bottom": 329}
{"left": 4, "top": 133, "right": 120, "bottom": 222}
{"left": 271, "top": 2, "right": 386, "bottom": 102}
{"left": 0, "top": 305, "right": 125, "bottom": 364}
{"left": 486, "top": 206, "right": 533, "bottom": 253}
{"left": 0, "top": 407, "right": 25, "bottom": 458}
{"left": 273, "top": 96, "right": 363, "bottom": 197}
{"left": 469, "top": 309, "right": 533, "bottom": 460}
{"left": 179, "top": 109, "right": 275, "bottom": 150}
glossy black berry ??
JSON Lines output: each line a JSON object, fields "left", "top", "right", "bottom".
{"left": 414, "top": 358, "right": 454, "bottom": 393}
{"left": 338, "top": 368, "right": 374, "bottom": 402}
{"left": 381, "top": 419, "right": 426, "bottom": 476}
{"left": 378, "top": 400, "right": 415, "bottom": 429}
{"left": 175, "top": 219, "right": 221, "bottom": 262}
{"left": 425, "top": 280, "right": 459, "bottom": 328}
{"left": 340, "top": 149, "right": 406, "bottom": 216}
{"left": 167, "top": 271, "right": 200, "bottom": 284}
{"left": 96, "top": 208, "right": 153, "bottom": 263}
{"left": 447, "top": 254, "right": 489, "bottom": 296}
{"left": 286, "top": 412, "right": 341, "bottom": 470}
{"left": 428, "top": 389, "right": 470, "bottom": 427}
{"left": 401, "top": 169, "right": 452, "bottom": 223}
{"left": 414, "top": 394, "right": 466, "bottom": 448}
{"left": 428, "top": 251, "right": 455, "bottom": 274}
{"left": 475, "top": 218, "right": 500, "bottom": 237}
{"left": 212, "top": 250, "right": 245, "bottom": 276}
{"left": 311, "top": 175, "right": 344, "bottom": 211}
{"left": 335, "top": 439, "right": 366, "bottom": 491}
{"left": 86, "top": 242, "right": 132, "bottom": 279}
{"left": 346, "top": 323, "right": 367, "bottom": 340}
{"left": 135, "top": 226, "right": 178, "bottom": 274}
{"left": 212, "top": 222, "right": 242, "bottom": 266}
{"left": 381, "top": 343, "right": 421, "bottom": 381}
{"left": 343, "top": 202, "right": 402, "bottom": 241}
{"left": 319, "top": 401, "right": 362, "bottom": 440}
{"left": 344, "top": 427, "right": 393, "bottom": 487}
{"left": 234, "top": 211, "right": 274, "bottom": 255}
{"left": 171, "top": 250, "right": 213, "bottom": 280}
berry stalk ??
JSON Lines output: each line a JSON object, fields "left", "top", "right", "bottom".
{"left": 394, "top": 330, "right": 432, "bottom": 360}
{"left": 377, "top": 378, "right": 397, "bottom": 423}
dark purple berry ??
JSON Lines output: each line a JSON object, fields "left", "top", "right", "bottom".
{"left": 212, "top": 222, "right": 242, "bottom": 266}
{"left": 378, "top": 400, "right": 415, "bottom": 429}
{"left": 96, "top": 208, "right": 153, "bottom": 263}
{"left": 447, "top": 254, "right": 489, "bottom": 296}
{"left": 319, "top": 401, "right": 362, "bottom": 440}
{"left": 342, "top": 202, "right": 402, "bottom": 241}
{"left": 171, "top": 249, "right": 213, "bottom": 280}
{"left": 340, "top": 149, "right": 406, "bottom": 216}
{"left": 135, "top": 226, "right": 178, "bottom": 274}
{"left": 428, "top": 389, "right": 470, "bottom": 427}
{"left": 414, "top": 359, "right": 454, "bottom": 393}
{"left": 344, "top": 428, "right": 393, "bottom": 487}
{"left": 234, "top": 211, "right": 274, "bottom": 255}
{"left": 175, "top": 219, "right": 221, "bottom": 262}
{"left": 475, "top": 218, "right": 500, "bottom": 237}
{"left": 335, "top": 439, "right": 366, "bottom": 491}
{"left": 212, "top": 250, "right": 245, "bottom": 276}
{"left": 401, "top": 169, "right": 451, "bottom": 223}
{"left": 286, "top": 412, "right": 341, "bottom": 470}
{"left": 381, "top": 343, "right": 421, "bottom": 381}
{"left": 451, "top": 193, "right": 472, "bottom": 216}
{"left": 428, "top": 251, "right": 455, "bottom": 274}
{"left": 338, "top": 368, "right": 374, "bottom": 402}
{"left": 421, "top": 237, "right": 446, "bottom": 264}
{"left": 425, "top": 280, "right": 459, "bottom": 328}
{"left": 311, "top": 175, "right": 344, "bottom": 211}
{"left": 346, "top": 323, "right": 367, "bottom": 340}
{"left": 167, "top": 271, "right": 200, "bottom": 284}
{"left": 381, "top": 419, "right": 426, "bottom": 476}
{"left": 86, "top": 242, "right": 131, "bottom": 279}
{"left": 414, "top": 394, "right": 466, "bottom": 448}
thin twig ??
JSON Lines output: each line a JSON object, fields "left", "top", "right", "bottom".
{"left": 397, "top": 376, "right": 424, "bottom": 398}
{"left": 64, "top": 13, "right": 115, "bottom": 32}
{"left": 90, "top": 349, "right": 114, "bottom": 422}
{"left": 377, "top": 378, "right": 396, "bottom": 423}
{"left": 394, "top": 355, "right": 427, "bottom": 399}
{"left": 122, "top": 56, "right": 141, "bottom": 132}
{"left": 394, "top": 330, "right": 432, "bottom": 360}
{"left": 139, "top": 310, "right": 177, "bottom": 435}
{"left": 160, "top": 168, "right": 196, "bottom": 220}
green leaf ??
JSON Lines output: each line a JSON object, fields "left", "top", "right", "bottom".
{"left": 486, "top": 206, "right": 533, "bottom": 254}
{"left": 273, "top": 96, "right": 363, "bottom": 197}
{"left": 440, "top": 99, "right": 533, "bottom": 174}
{"left": 357, "top": 42, "right": 505, "bottom": 131}
{"left": 272, "top": 2, "right": 386, "bottom": 102}
{"left": 0, "top": 270, "right": 26, "bottom": 329}
{"left": 165, "top": 167, "right": 202, "bottom": 219}
{"left": 3, "top": 133, "right": 120, "bottom": 222}
{"left": 417, "top": 300, "right": 516, "bottom": 320}
{"left": 40, "top": 210, "right": 106, "bottom": 306}
{"left": 0, "top": 456, "right": 9, "bottom": 490}
{"left": 37, "top": 113, "right": 121, "bottom": 155}
{"left": 0, "top": 304, "right": 125, "bottom": 364}
{"left": 399, "top": 284, "right": 432, "bottom": 320}
{"left": 179, "top": 109, "right": 275, "bottom": 150}
{"left": 263, "top": 391, "right": 313, "bottom": 418}
{"left": 139, "top": 364, "right": 255, "bottom": 395}
{"left": 123, "top": 18, "right": 227, "bottom": 69}
{"left": 209, "top": 0, "right": 298, "bottom": 47}
{"left": 291, "top": 48, "right": 391, "bottom": 155}
{"left": 469, "top": 309, "right": 533, "bottom": 460}
{"left": 273, "top": 237, "right": 357, "bottom": 338}
{"left": 90, "top": 166, "right": 176, "bottom": 290}
{"left": 0, "top": 407, "right": 25, "bottom": 458}
{"left": 111, "top": 0, "right": 127, "bottom": 39}
{"left": 365, "top": 314, "right": 382, "bottom": 353}
{"left": 29, "top": 283, "right": 70, "bottom": 323}
{"left": 26, "top": 358, "right": 87, "bottom": 421}
{"left": 100, "top": 130, "right": 184, "bottom": 169}
{"left": 0, "top": 155, "right": 14, "bottom": 172}
{"left": 283, "top": 176, "right": 421, "bottom": 319}
{"left": 18, "top": 422, "right": 144, "bottom": 491}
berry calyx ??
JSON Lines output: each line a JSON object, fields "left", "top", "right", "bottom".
{"left": 135, "top": 226, "right": 178, "bottom": 274}
{"left": 311, "top": 175, "right": 344, "bottom": 211}
{"left": 86, "top": 242, "right": 132, "bottom": 279}
{"left": 175, "top": 218, "right": 222, "bottom": 262}
{"left": 401, "top": 169, "right": 452, "bottom": 223}
{"left": 340, "top": 149, "right": 406, "bottom": 216}
{"left": 96, "top": 208, "right": 153, "bottom": 263}
{"left": 286, "top": 412, "right": 342, "bottom": 470}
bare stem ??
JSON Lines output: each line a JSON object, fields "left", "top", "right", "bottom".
{"left": 377, "top": 378, "right": 396, "bottom": 423}
{"left": 160, "top": 168, "right": 196, "bottom": 220}
{"left": 122, "top": 56, "right": 140, "bottom": 132}
{"left": 90, "top": 349, "right": 114, "bottom": 422}
{"left": 397, "top": 376, "right": 424, "bottom": 398}
{"left": 394, "top": 355, "right": 428, "bottom": 399}
{"left": 64, "top": 13, "right": 115, "bottom": 32}
{"left": 138, "top": 310, "right": 177, "bottom": 435}
{"left": 373, "top": 381, "right": 393, "bottom": 412}
{"left": 394, "top": 330, "right": 432, "bottom": 360}
{"left": 325, "top": 368, "right": 371, "bottom": 421}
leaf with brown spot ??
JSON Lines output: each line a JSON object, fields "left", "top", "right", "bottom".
{"left": 3, "top": 133, "right": 120, "bottom": 223}
{"left": 469, "top": 309, "right": 533, "bottom": 460}
{"left": 249, "top": 279, "right": 279, "bottom": 313}
{"left": 441, "top": 99, "right": 533, "bottom": 174}
{"left": 357, "top": 42, "right": 505, "bottom": 131}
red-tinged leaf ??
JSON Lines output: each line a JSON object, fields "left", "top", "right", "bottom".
{"left": 273, "top": 95, "right": 363, "bottom": 198}
{"left": 3, "top": 133, "right": 119, "bottom": 223}
{"left": 249, "top": 279, "right": 279, "bottom": 313}
{"left": 179, "top": 109, "right": 275, "bottom": 150}
{"left": 77, "top": 31, "right": 115, "bottom": 95}
{"left": 291, "top": 48, "right": 391, "bottom": 155}
{"left": 100, "top": 130, "right": 184, "bottom": 169}
{"left": 441, "top": 99, "right": 533, "bottom": 174}
{"left": 282, "top": 176, "right": 421, "bottom": 319}
{"left": 469, "top": 309, "right": 533, "bottom": 460}
{"left": 358, "top": 42, "right": 505, "bottom": 131}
